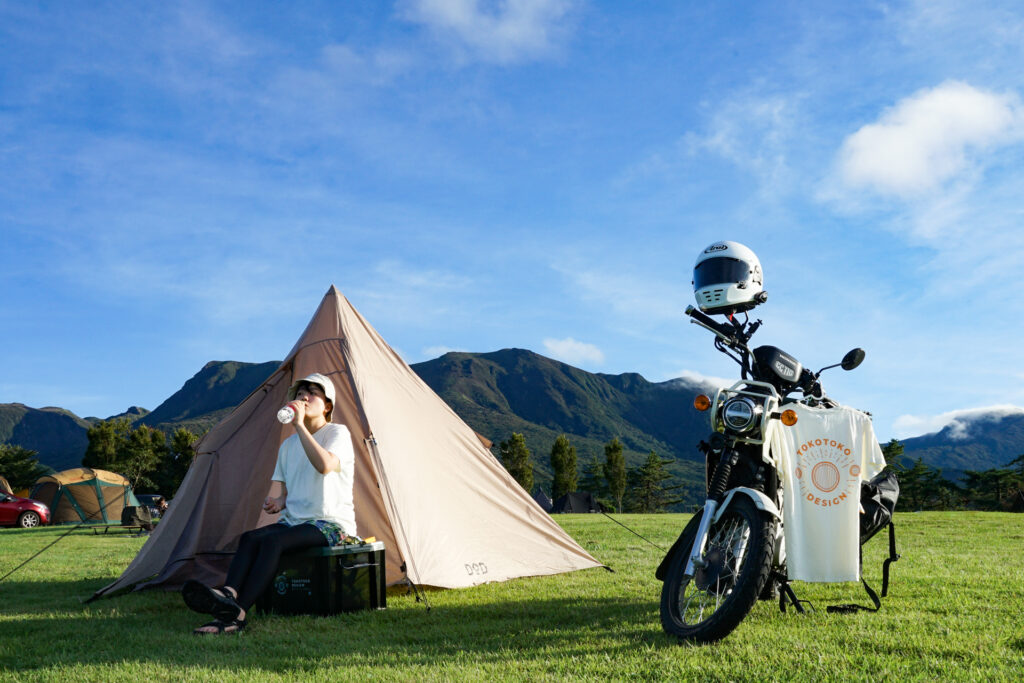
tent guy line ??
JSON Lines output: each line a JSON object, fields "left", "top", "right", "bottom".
{"left": 0, "top": 480, "right": 137, "bottom": 587}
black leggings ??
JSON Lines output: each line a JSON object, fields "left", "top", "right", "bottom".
{"left": 225, "top": 523, "right": 327, "bottom": 610}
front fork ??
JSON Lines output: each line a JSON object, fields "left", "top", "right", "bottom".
{"left": 684, "top": 446, "right": 739, "bottom": 577}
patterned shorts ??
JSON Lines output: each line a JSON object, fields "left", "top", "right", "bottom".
{"left": 279, "top": 519, "right": 358, "bottom": 547}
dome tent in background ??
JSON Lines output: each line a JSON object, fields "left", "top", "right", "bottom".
{"left": 92, "top": 286, "right": 603, "bottom": 600}
{"left": 30, "top": 467, "right": 140, "bottom": 524}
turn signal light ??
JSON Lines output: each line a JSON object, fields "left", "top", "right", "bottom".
{"left": 780, "top": 409, "right": 798, "bottom": 426}
{"left": 694, "top": 394, "right": 712, "bottom": 412}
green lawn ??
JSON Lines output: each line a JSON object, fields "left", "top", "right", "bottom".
{"left": 1, "top": 512, "right": 1022, "bottom": 681}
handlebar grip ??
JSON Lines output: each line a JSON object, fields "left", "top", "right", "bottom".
{"left": 685, "top": 305, "right": 734, "bottom": 337}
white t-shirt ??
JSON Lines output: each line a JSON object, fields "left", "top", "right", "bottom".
{"left": 770, "top": 403, "right": 885, "bottom": 582}
{"left": 271, "top": 422, "right": 357, "bottom": 536}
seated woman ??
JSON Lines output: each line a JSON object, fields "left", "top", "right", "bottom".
{"left": 182, "top": 372, "right": 357, "bottom": 634}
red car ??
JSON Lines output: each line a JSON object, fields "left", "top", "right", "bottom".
{"left": 0, "top": 492, "right": 51, "bottom": 528}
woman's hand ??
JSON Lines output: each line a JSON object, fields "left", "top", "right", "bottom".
{"left": 263, "top": 496, "right": 285, "bottom": 514}
{"left": 288, "top": 399, "right": 307, "bottom": 426}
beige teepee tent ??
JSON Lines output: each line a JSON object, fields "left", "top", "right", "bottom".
{"left": 92, "top": 286, "right": 602, "bottom": 599}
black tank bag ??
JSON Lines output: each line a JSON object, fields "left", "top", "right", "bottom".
{"left": 828, "top": 469, "right": 901, "bottom": 613}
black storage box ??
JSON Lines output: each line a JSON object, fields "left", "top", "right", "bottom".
{"left": 255, "top": 541, "right": 386, "bottom": 615}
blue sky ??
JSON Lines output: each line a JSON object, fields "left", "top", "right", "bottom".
{"left": 3, "top": 1, "right": 1024, "bottom": 443}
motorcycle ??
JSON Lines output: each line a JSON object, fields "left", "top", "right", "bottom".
{"left": 656, "top": 304, "right": 866, "bottom": 643}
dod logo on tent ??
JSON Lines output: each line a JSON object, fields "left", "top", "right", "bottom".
{"left": 92, "top": 286, "right": 603, "bottom": 600}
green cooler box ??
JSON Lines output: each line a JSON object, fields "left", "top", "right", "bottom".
{"left": 255, "top": 541, "right": 386, "bottom": 615}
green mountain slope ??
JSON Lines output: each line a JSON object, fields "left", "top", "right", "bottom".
{"left": 410, "top": 349, "right": 708, "bottom": 501}
{"left": 0, "top": 403, "right": 91, "bottom": 473}
{"left": 138, "top": 360, "right": 281, "bottom": 434}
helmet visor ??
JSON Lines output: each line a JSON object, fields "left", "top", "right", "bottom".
{"left": 694, "top": 257, "right": 751, "bottom": 289}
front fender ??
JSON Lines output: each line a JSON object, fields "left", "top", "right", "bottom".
{"left": 655, "top": 488, "right": 781, "bottom": 583}
{"left": 712, "top": 487, "right": 781, "bottom": 524}
{"left": 654, "top": 509, "right": 703, "bottom": 582}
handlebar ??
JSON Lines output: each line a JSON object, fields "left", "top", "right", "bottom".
{"left": 684, "top": 306, "right": 750, "bottom": 351}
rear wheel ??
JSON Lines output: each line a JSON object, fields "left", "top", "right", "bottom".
{"left": 17, "top": 511, "right": 42, "bottom": 528}
{"left": 659, "top": 496, "right": 775, "bottom": 643}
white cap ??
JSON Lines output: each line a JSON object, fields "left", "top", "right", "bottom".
{"left": 287, "top": 372, "right": 337, "bottom": 405}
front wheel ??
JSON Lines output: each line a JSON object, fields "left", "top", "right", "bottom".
{"left": 660, "top": 495, "right": 775, "bottom": 643}
{"left": 17, "top": 511, "right": 42, "bottom": 528}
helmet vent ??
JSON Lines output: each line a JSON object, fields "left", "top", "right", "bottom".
{"left": 701, "top": 289, "right": 724, "bottom": 304}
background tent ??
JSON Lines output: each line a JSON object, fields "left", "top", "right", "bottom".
{"left": 93, "top": 286, "right": 602, "bottom": 599}
{"left": 551, "top": 492, "right": 603, "bottom": 514}
{"left": 533, "top": 489, "right": 553, "bottom": 513}
{"left": 0, "top": 475, "right": 12, "bottom": 495}
{"left": 30, "top": 468, "right": 140, "bottom": 524}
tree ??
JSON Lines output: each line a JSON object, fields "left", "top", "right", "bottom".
{"left": 964, "top": 467, "right": 1017, "bottom": 510}
{"left": 83, "top": 419, "right": 167, "bottom": 491}
{"left": 579, "top": 454, "right": 605, "bottom": 495}
{"left": 0, "top": 444, "right": 49, "bottom": 490}
{"left": 131, "top": 425, "right": 168, "bottom": 490}
{"left": 1007, "top": 453, "right": 1024, "bottom": 478}
{"left": 550, "top": 434, "right": 578, "bottom": 500}
{"left": 893, "top": 457, "right": 948, "bottom": 511}
{"left": 499, "top": 433, "right": 533, "bottom": 493}
{"left": 152, "top": 428, "right": 199, "bottom": 496}
{"left": 603, "top": 438, "right": 627, "bottom": 513}
{"left": 578, "top": 452, "right": 613, "bottom": 511}
{"left": 626, "top": 451, "right": 685, "bottom": 513}
{"left": 82, "top": 419, "right": 132, "bottom": 471}
{"left": 881, "top": 438, "right": 904, "bottom": 466}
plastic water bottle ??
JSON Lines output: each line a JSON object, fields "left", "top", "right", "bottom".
{"left": 277, "top": 406, "right": 296, "bottom": 424}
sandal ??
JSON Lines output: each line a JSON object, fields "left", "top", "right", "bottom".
{"left": 182, "top": 580, "right": 243, "bottom": 621}
{"left": 192, "top": 618, "right": 247, "bottom": 635}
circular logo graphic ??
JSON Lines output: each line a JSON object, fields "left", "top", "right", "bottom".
{"left": 794, "top": 437, "right": 859, "bottom": 507}
{"left": 811, "top": 461, "right": 840, "bottom": 493}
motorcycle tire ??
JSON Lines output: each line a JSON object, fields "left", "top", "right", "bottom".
{"left": 659, "top": 495, "right": 776, "bottom": 643}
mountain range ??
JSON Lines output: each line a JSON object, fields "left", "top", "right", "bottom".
{"left": 891, "top": 412, "right": 1024, "bottom": 482}
{"left": 3, "top": 350, "right": 1021, "bottom": 495}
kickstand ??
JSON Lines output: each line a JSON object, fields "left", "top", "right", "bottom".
{"left": 775, "top": 573, "right": 812, "bottom": 614}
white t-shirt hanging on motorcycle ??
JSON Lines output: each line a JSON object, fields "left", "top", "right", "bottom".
{"left": 769, "top": 403, "right": 885, "bottom": 582}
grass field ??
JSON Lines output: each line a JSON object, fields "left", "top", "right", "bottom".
{"left": 1, "top": 512, "right": 1022, "bottom": 681}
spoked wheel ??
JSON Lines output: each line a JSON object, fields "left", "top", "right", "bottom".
{"left": 660, "top": 496, "right": 775, "bottom": 643}
{"left": 17, "top": 511, "right": 42, "bottom": 528}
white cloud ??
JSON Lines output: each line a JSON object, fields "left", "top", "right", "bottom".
{"left": 372, "top": 259, "right": 473, "bottom": 291}
{"left": 694, "top": 95, "right": 795, "bottom": 190}
{"left": 554, "top": 263, "right": 688, "bottom": 328}
{"left": 665, "top": 370, "right": 735, "bottom": 391}
{"left": 542, "top": 337, "right": 604, "bottom": 366}
{"left": 836, "top": 81, "right": 1024, "bottom": 198}
{"left": 616, "top": 92, "right": 798, "bottom": 200}
{"left": 401, "top": 0, "right": 575, "bottom": 64}
{"left": 892, "top": 404, "right": 1024, "bottom": 440}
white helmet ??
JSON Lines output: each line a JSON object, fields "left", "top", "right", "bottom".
{"left": 693, "top": 241, "right": 765, "bottom": 314}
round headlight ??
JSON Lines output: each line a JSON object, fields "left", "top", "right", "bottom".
{"left": 721, "top": 397, "right": 761, "bottom": 433}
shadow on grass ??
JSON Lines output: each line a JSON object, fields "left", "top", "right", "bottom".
{"left": 0, "top": 575, "right": 689, "bottom": 673}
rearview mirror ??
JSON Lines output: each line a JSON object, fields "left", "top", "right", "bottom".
{"left": 841, "top": 348, "right": 865, "bottom": 371}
